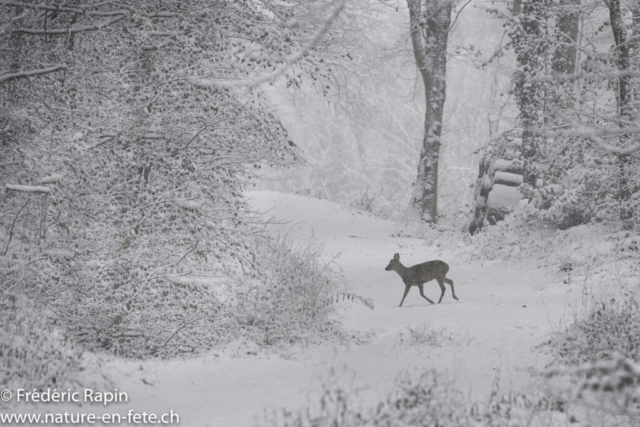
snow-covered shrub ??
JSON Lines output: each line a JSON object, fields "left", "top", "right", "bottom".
{"left": 348, "top": 190, "right": 377, "bottom": 214}
{"left": 50, "top": 271, "right": 234, "bottom": 359}
{"left": 259, "top": 370, "right": 566, "bottom": 427}
{"left": 391, "top": 210, "right": 471, "bottom": 255}
{"left": 259, "top": 376, "right": 366, "bottom": 427}
{"left": 372, "top": 372, "right": 470, "bottom": 426}
{"left": 540, "top": 357, "right": 640, "bottom": 425}
{"left": 0, "top": 306, "right": 82, "bottom": 389}
{"left": 469, "top": 202, "right": 640, "bottom": 291}
{"left": 476, "top": 1, "right": 640, "bottom": 234}
{"left": 1, "top": 0, "right": 344, "bottom": 359}
{"left": 397, "top": 323, "right": 450, "bottom": 347}
{"left": 573, "top": 356, "right": 640, "bottom": 417}
{"left": 347, "top": 189, "right": 397, "bottom": 220}
{"left": 470, "top": 203, "right": 544, "bottom": 261}
{"left": 577, "top": 356, "right": 640, "bottom": 396}
{"left": 548, "top": 300, "right": 640, "bottom": 365}
{"left": 233, "top": 236, "right": 349, "bottom": 346}
{"left": 538, "top": 183, "right": 597, "bottom": 230}
{"left": 370, "top": 372, "right": 563, "bottom": 427}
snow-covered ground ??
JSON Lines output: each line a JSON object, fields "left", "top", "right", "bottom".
{"left": 10, "top": 191, "right": 582, "bottom": 426}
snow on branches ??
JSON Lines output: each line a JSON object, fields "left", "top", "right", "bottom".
{"left": 473, "top": 0, "right": 640, "bottom": 231}
{"left": 0, "top": 0, "right": 341, "bottom": 358}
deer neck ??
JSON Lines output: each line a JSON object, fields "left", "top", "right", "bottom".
{"left": 394, "top": 262, "right": 409, "bottom": 277}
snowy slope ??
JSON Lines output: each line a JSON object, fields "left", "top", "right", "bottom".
{"left": 12, "top": 191, "right": 579, "bottom": 427}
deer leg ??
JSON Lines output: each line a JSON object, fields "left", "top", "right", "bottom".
{"left": 418, "top": 284, "right": 435, "bottom": 305}
{"left": 435, "top": 279, "right": 446, "bottom": 303}
{"left": 444, "top": 277, "right": 458, "bottom": 300}
{"left": 399, "top": 284, "right": 412, "bottom": 307}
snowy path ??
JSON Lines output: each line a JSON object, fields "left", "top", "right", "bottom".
{"left": 243, "top": 192, "right": 574, "bottom": 395}
{"left": 44, "top": 191, "right": 577, "bottom": 427}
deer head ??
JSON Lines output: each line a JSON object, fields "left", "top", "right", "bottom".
{"left": 385, "top": 253, "right": 400, "bottom": 271}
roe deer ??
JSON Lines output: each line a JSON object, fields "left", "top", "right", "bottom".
{"left": 385, "top": 253, "right": 458, "bottom": 307}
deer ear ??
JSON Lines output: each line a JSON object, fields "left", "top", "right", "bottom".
{"left": 393, "top": 253, "right": 400, "bottom": 260}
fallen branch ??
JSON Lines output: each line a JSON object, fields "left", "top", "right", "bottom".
{"left": 162, "top": 315, "right": 209, "bottom": 348}
{"left": 6, "top": 184, "right": 51, "bottom": 193}
{"left": 14, "top": 15, "right": 125, "bottom": 35}
{"left": 0, "top": 64, "right": 67, "bottom": 84}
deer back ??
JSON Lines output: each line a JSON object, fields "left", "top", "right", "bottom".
{"left": 406, "top": 260, "right": 449, "bottom": 284}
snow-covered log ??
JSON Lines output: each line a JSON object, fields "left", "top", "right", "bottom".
{"left": 6, "top": 184, "right": 51, "bottom": 193}
{"left": 469, "top": 158, "right": 527, "bottom": 235}
{"left": 0, "top": 64, "right": 67, "bottom": 84}
{"left": 38, "top": 173, "right": 64, "bottom": 184}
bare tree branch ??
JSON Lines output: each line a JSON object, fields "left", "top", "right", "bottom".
{"left": 14, "top": 15, "right": 124, "bottom": 35}
{"left": 590, "top": 136, "right": 640, "bottom": 155}
{"left": 551, "top": 128, "right": 640, "bottom": 155}
{"left": 407, "top": 0, "right": 429, "bottom": 83}
{"left": 449, "top": 0, "right": 473, "bottom": 33}
{"left": 0, "top": 64, "right": 67, "bottom": 84}
{"left": 4, "top": 2, "right": 90, "bottom": 14}
{"left": 187, "top": 0, "right": 347, "bottom": 88}
{"left": 534, "top": 69, "right": 640, "bottom": 82}
{"left": 5, "top": 2, "right": 174, "bottom": 18}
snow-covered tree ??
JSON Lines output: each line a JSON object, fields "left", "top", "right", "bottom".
{"left": 1, "top": 0, "right": 344, "bottom": 357}
{"left": 470, "top": 0, "right": 640, "bottom": 233}
{"left": 407, "top": 0, "right": 452, "bottom": 223}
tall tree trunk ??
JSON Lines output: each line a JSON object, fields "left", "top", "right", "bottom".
{"left": 632, "top": 6, "right": 640, "bottom": 69}
{"left": 512, "top": 0, "right": 546, "bottom": 189}
{"left": 607, "top": 0, "right": 632, "bottom": 220}
{"left": 407, "top": 0, "right": 451, "bottom": 223}
{"left": 552, "top": 0, "right": 580, "bottom": 76}
{"left": 608, "top": 0, "right": 631, "bottom": 119}
{"left": 631, "top": 5, "right": 640, "bottom": 120}
{"left": 549, "top": 0, "right": 580, "bottom": 162}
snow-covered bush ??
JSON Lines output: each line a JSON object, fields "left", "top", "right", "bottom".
{"left": 369, "top": 372, "right": 470, "bottom": 426}
{"left": 1, "top": 306, "right": 82, "bottom": 390}
{"left": 548, "top": 300, "right": 640, "bottom": 366}
{"left": 1, "top": 0, "right": 344, "bottom": 359}
{"left": 370, "top": 372, "right": 562, "bottom": 427}
{"left": 538, "top": 182, "right": 597, "bottom": 230}
{"left": 347, "top": 189, "right": 398, "bottom": 220}
{"left": 260, "top": 367, "right": 640, "bottom": 426}
{"left": 470, "top": 203, "right": 543, "bottom": 261}
{"left": 397, "top": 323, "right": 451, "bottom": 347}
{"left": 472, "top": 1, "right": 640, "bottom": 234}
{"left": 259, "top": 376, "right": 365, "bottom": 427}
{"left": 573, "top": 356, "right": 640, "bottom": 417}
{"left": 539, "top": 357, "right": 640, "bottom": 425}
{"left": 535, "top": 151, "right": 640, "bottom": 231}
{"left": 259, "top": 370, "right": 566, "bottom": 427}
{"left": 51, "top": 270, "right": 234, "bottom": 358}
{"left": 233, "top": 236, "right": 349, "bottom": 346}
